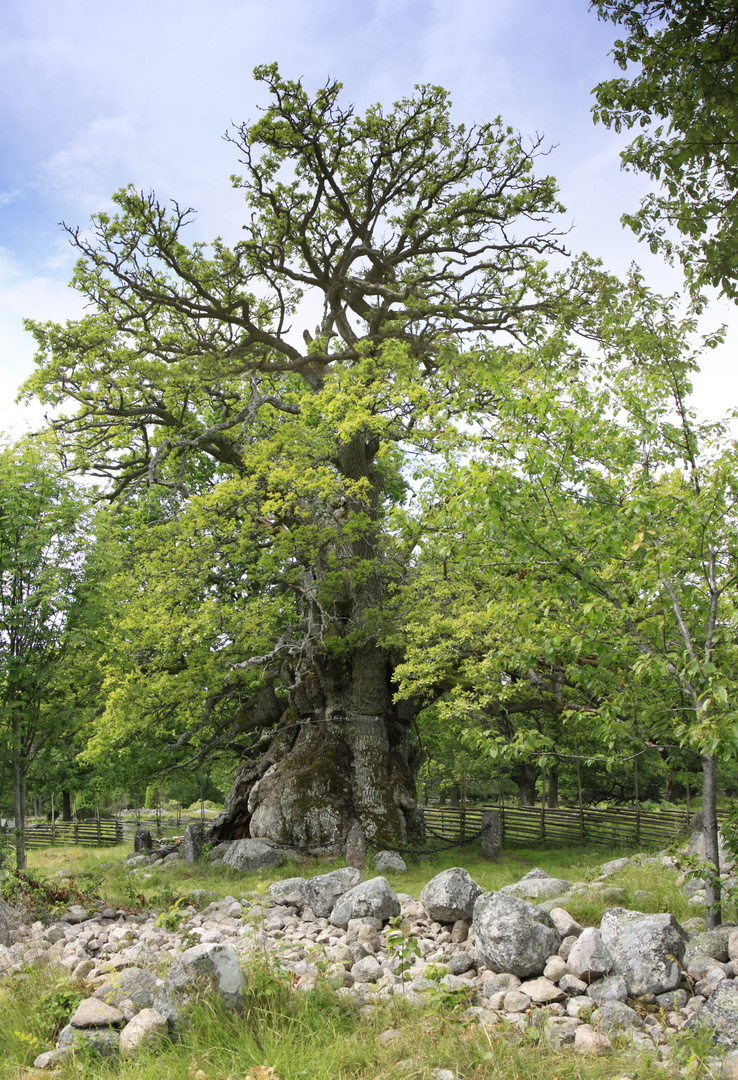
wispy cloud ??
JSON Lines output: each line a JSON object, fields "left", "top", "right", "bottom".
{"left": 0, "top": 189, "right": 22, "bottom": 208}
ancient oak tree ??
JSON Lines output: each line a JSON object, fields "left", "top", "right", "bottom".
{"left": 24, "top": 66, "right": 571, "bottom": 848}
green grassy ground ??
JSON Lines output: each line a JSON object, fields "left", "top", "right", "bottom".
{"left": 0, "top": 839, "right": 714, "bottom": 1079}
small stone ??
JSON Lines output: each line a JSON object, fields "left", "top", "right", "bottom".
{"left": 503, "top": 990, "right": 531, "bottom": 1012}
{"left": 351, "top": 955, "right": 383, "bottom": 983}
{"left": 451, "top": 919, "right": 470, "bottom": 943}
{"left": 518, "top": 976, "right": 564, "bottom": 1003}
{"left": 543, "top": 955, "right": 568, "bottom": 982}
{"left": 446, "top": 952, "right": 475, "bottom": 976}
{"left": 373, "top": 850, "right": 408, "bottom": 874}
{"left": 480, "top": 810, "right": 502, "bottom": 859}
{"left": 70, "top": 998, "right": 125, "bottom": 1028}
{"left": 559, "top": 973, "right": 588, "bottom": 996}
{"left": 33, "top": 1049, "right": 69, "bottom": 1069}
{"left": 72, "top": 958, "right": 96, "bottom": 981}
{"left": 182, "top": 822, "right": 205, "bottom": 865}
{"left": 421, "top": 868, "right": 482, "bottom": 924}
{"left": 567, "top": 928, "right": 613, "bottom": 983}
{"left": 377, "top": 1028, "right": 401, "bottom": 1046}
{"left": 119, "top": 1008, "right": 169, "bottom": 1056}
{"left": 549, "top": 908, "right": 583, "bottom": 939}
{"left": 573, "top": 1024, "right": 613, "bottom": 1055}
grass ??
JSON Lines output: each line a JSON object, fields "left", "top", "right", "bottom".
{"left": 0, "top": 959, "right": 688, "bottom": 1080}
{"left": 0, "top": 837, "right": 717, "bottom": 1078}
{"left": 25, "top": 837, "right": 699, "bottom": 927}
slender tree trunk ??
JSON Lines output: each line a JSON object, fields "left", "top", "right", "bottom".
{"left": 546, "top": 765, "right": 559, "bottom": 808}
{"left": 702, "top": 752, "right": 721, "bottom": 929}
{"left": 12, "top": 714, "right": 25, "bottom": 870}
{"left": 61, "top": 790, "right": 73, "bottom": 822}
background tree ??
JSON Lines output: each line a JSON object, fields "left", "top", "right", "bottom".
{"left": 591, "top": 0, "right": 738, "bottom": 299}
{"left": 23, "top": 66, "right": 577, "bottom": 849}
{"left": 0, "top": 439, "right": 109, "bottom": 867}
{"left": 397, "top": 275, "right": 738, "bottom": 926}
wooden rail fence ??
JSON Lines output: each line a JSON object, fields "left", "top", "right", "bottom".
{"left": 15, "top": 815, "right": 207, "bottom": 850}
{"left": 419, "top": 803, "right": 713, "bottom": 847}
{"left": 4, "top": 804, "right": 712, "bottom": 851}
{"left": 20, "top": 820, "right": 125, "bottom": 849}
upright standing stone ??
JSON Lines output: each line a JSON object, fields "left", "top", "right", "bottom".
{"left": 480, "top": 811, "right": 501, "bottom": 859}
{"left": 134, "top": 828, "right": 152, "bottom": 853}
{"left": 182, "top": 822, "right": 205, "bottom": 865}
{"left": 345, "top": 822, "right": 366, "bottom": 871}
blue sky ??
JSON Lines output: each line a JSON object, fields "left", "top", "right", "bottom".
{"left": 2, "top": 0, "right": 736, "bottom": 431}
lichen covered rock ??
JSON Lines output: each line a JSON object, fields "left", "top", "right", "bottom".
{"left": 421, "top": 868, "right": 482, "bottom": 923}
{"left": 330, "top": 876, "right": 400, "bottom": 928}
{"left": 473, "top": 892, "right": 561, "bottom": 978}
{"left": 166, "top": 943, "right": 245, "bottom": 1009}
{"left": 600, "top": 908, "right": 687, "bottom": 996}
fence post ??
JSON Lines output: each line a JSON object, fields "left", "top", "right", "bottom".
{"left": 634, "top": 754, "right": 641, "bottom": 845}
{"left": 540, "top": 765, "right": 546, "bottom": 841}
{"left": 480, "top": 811, "right": 502, "bottom": 859}
{"left": 576, "top": 757, "right": 585, "bottom": 840}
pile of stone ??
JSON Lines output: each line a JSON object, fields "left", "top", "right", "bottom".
{"left": 5, "top": 853, "right": 737, "bottom": 1075}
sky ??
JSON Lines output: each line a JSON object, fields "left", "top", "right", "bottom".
{"left": 1, "top": 0, "right": 736, "bottom": 434}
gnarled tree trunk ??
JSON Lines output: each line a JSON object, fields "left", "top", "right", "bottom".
{"left": 210, "top": 643, "right": 426, "bottom": 848}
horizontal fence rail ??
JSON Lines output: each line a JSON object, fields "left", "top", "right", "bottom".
{"left": 13, "top": 814, "right": 210, "bottom": 850}
{"left": 21, "top": 820, "right": 125, "bottom": 849}
{"left": 5, "top": 804, "right": 717, "bottom": 851}
{"left": 419, "top": 803, "right": 718, "bottom": 847}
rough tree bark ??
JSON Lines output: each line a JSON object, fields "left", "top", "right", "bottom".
{"left": 210, "top": 646, "right": 425, "bottom": 846}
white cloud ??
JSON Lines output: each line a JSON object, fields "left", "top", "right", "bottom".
{"left": 0, "top": 189, "right": 22, "bottom": 208}
{"left": 0, "top": 246, "right": 86, "bottom": 405}
{"left": 41, "top": 116, "right": 141, "bottom": 210}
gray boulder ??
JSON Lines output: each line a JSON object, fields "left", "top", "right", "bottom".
{"left": 303, "top": 867, "right": 364, "bottom": 918}
{"left": 586, "top": 975, "right": 628, "bottom": 1004}
{"left": 473, "top": 892, "right": 561, "bottom": 978}
{"left": 166, "top": 943, "right": 246, "bottom": 1009}
{"left": 499, "top": 868, "right": 572, "bottom": 901}
{"left": 221, "top": 839, "right": 284, "bottom": 872}
{"left": 690, "top": 980, "right": 738, "bottom": 1049}
{"left": 420, "top": 867, "right": 482, "bottom": 923}
{"left": 330, "top": 876, "right": 400, "bottom": 928}
{"left": 600, "top": 908, "right": 687, "bottom": 996}
{"left": 268, "top": 877, "right": 308, "bottom": 906}
{"left": 567, "top": 928, "right": 613, "bottom": 984}
{"left": 58, "top": 1024, "right": 119, "bottom": 1058}
{"left": 687, "top": 927, "right": 733, "bottom": 963}
{"left": 93, "top": 967, "right": 158, "bottom": 1009}
{"left": 593, "top": 1000, "right": 647, "bottom": 1034}
{"left": 373, "top": 850, "right": 407, "bottom": 874}
{"left": 597, "top": 857, "right": 631, "bottom": 879}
